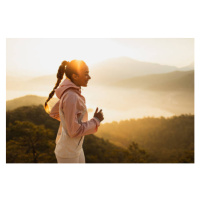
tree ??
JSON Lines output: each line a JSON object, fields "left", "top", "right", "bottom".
{"left": 6, "top": 121, "right": 56, "bottom": 163}
{"left": 125, "top": 141, "right": 149, "bottom": 163}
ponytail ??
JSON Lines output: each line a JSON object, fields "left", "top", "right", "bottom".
{"left": 44, "top": 60, "right": 68, "bottom": 113}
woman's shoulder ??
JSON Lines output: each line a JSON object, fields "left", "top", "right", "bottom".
{"left": 62, "top": 89, "right": 85, "bottom": 105}
{"left": 62, "top": 89, "right": 79, "bottom": 100}
{"left": 61, "top": 89, "right": 86, "bottom": 111}
{"left": 62, "top": 89, "right": 86, "bottom": 108}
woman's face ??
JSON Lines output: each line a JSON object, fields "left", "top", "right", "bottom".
{"left": 73, "top": 64, "right": 91, "bottom": 87}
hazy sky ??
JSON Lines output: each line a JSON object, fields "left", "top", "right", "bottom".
{"left": 6, "top": 38, "right": 194, "bottom": 77}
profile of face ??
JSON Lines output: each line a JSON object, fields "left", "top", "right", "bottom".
{"left": 72, "top": 64, "right": 91, "bottom": 87}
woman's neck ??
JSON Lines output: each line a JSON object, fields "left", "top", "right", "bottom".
{"left": 70, "top": 78, "right": 81, "bottom": 88}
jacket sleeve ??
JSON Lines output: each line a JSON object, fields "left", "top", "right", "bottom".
{"left": 62, "top": 93, "right": 100, "bottom": 138}
{"left": 49, "top": 100, "right": 61, "bottom": 121}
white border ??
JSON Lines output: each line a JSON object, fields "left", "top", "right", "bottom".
{"left": 1, "top": 1, "right": 200, "bottom": 200}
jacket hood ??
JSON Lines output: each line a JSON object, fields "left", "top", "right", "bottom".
{"left": 55, "top": 78, "right": 81, "bottom": 99}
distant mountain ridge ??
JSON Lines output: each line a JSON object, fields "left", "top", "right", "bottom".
{"left": 6, "top": 95, "right": 58, "bottom": 111}
{"left": 90, "top": 56, "right": 191, "bottom": 84}
{"left": 112, "top": 70, "right": 194, "bottom": 92}
{"left": 179, "top": 62, "right": 194, "bottom": 71}
{"left": 6, "top": 95, "right": 95, "bottom": 112}
{"left": 7, "top": 57, "right": 194, "bottom": 91}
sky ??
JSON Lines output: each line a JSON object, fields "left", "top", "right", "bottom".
{"left": 6, "top": 38, "right": 194, "bottom": 77}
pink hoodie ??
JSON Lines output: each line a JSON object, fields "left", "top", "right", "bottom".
{"left": 49, "top": 78, "right": 100, "bottom": 138}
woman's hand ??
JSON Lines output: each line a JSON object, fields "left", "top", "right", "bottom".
{"left": 93, "top": 107, "right": 104, "bottom": 122}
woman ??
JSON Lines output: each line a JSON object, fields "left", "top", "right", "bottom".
{"left": 44, "top": 60, "right": 104, "bottom": 163}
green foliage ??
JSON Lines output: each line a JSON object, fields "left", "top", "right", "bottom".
{"left": 83, "top": 135, "right": 148, "bottom": 163}
{"left": 6, "top": 105, "right": 194, "bottom": 163}
{"left": 126, "top": 142, "right": 149, "bottom": 163}
{"left": 95, "top": 114, "right": 194, "bottom": 163}
{"left": 6, "top": 121, "right": 56, "bottom": 163}
{"left": 6, "top": 105, "right": 59, "bottom": 134}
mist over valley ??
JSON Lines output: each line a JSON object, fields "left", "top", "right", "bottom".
{"left": 6, "top": 57, "right": 194, "bottom": 123}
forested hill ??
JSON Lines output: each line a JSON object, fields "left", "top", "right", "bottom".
{"left": 6, "top": 105, "right": 149, "bottom": 163}
{"left": 6, "top": 95, "right": 58, "bottom": 111}
{"left": 6, "top": 105, "right": 194, "bottom": 163}
{"left": 95, "top": 115, "right": 194, "bottom": 163}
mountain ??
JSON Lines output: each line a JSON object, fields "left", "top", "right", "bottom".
{"left": 6, "top": 95, "right": 58, "bottom": 111}
{"left": 6, "top": 105, "right": 149, "bottom": 163}
{"left": 95, "top": 114, "right": 194, "bottom": 163}
{"left": 179, "top": 62, "right": 194, "bottom": 71}
{"left": 7, "top": 57, "right": 181, "bottom": 91}
{"left": 90, "top": 56, "right": 179, "bottom": 84}
{"left": 6, "top": 57, "right": 194, "bottom": 95}
{"left": 6, "top": 95, "right": 94, "bottom": 113}
{"left": 112, "top": 70, "right": 194, "bottom": 92}
{"left": 6, "top": 104, "right": 194, "bottom": 163}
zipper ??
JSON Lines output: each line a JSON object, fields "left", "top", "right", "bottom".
{"left": 76, "top": 110, "right": 86, "bottom": 148}
{"left": 77, "top": 136, "right": 82, "bottom": 147}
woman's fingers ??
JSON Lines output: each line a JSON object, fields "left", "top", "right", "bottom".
{"left": 95, "top": 107, "right": 103, "bottom": 115}
{"left": 95, "top": 107, "right": 98, "bottom": 114}
{"left": 99, "top": 109, "right": 103, "bottom": 117}
{"left": 94, "top": 107, "right": 104, "bottom": 122}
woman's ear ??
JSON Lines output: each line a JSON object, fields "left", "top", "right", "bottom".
{"left": 72, "top": 73, "right": 79, "bottom": 81}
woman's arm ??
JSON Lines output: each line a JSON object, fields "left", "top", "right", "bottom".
{"left": 62, "top": 93, "right": 100, "bottom": 138}
{"left": 49, "top": 100, "right": 61, "bottom": 121}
